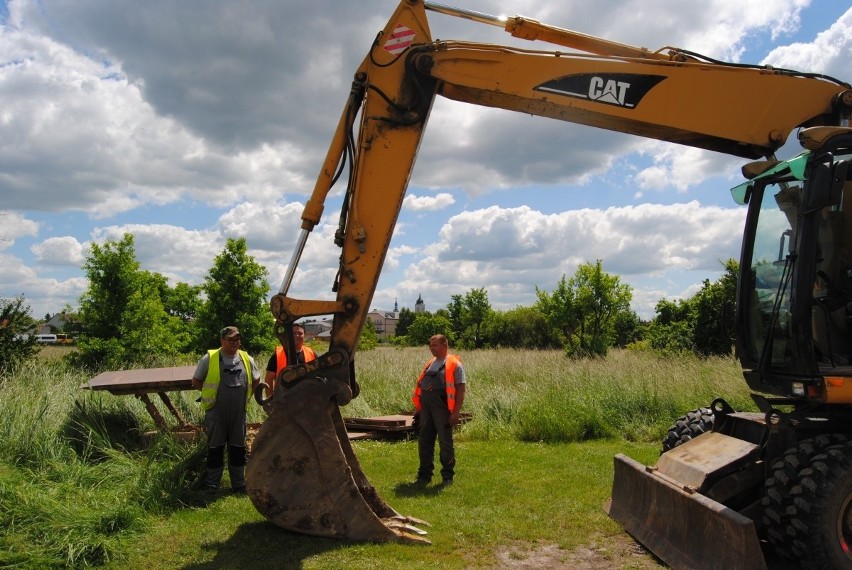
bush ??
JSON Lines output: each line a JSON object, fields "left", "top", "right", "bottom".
{"left": 0, "top": 296, "right": 39, "bottom": 374}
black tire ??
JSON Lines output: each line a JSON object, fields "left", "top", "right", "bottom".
{"left": 762, "top": 434, "right": 849, "bottom": 562}
{"left": 784, "top": 440, "right": 852, "bottom": 569}
{"left": 661, "top": 407, "right": 714, "bottom": 453}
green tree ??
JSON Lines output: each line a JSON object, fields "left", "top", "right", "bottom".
{"left": 0, "top": 296, "right": 39, "bottom": 374}
{"left": 486, "top": 305, "right": 557, "bottom": 349}
{"left": 461, "top": 287, "right": 492, "bottom": 349}
{"left": 448, "top": 288, "right": 494, "bottom": 349}
{"left": 358, "top": 319, "right": 378, "bottom": 351}
{"left": 447, "top": 294, "right": 465, "bottom": 340}
{"left": 396, "top": 307, "right": 415, "bottom": 337}
{"left": 572, "top": 261, "right": 632, "bottom": 356}
{"left": 163, "top": 282, "right": 202, "bottom": 322}
{"left": 405, "top": 313, "right": 454, "bottom": 346}
{"left": 691, "top": 259, "right": 738, "bottom": 356}
{"left": 73, "top": 234, "right": 182, "bottom": 369}
{"left": 647, "top": 297, "right": 694, "bottom": 354}
{"left": 536, "top": 275, "right": 580, "bottom": 347}
{"left": 536, "top": 261, "right": 632, "bottom": 358}
{"left": 118, "top": 271, "right": 182, "bottom": 365}
{"left": 78, "top": 233, "right": 139, "bottom": 343}
{"left": 612, "top": 309, "right": 643, "bottom": 348}
{"left": 195, "top": 237, "right": 276, "bottom": 354}
{"left": 648, "top": 259, "right": 738, "bottom": 356}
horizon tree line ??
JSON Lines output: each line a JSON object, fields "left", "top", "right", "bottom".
{"left": 1, "top": 232, "right": 738, "bottom": 373}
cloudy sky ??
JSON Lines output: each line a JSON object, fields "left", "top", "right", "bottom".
{"left": 1, "top": 0, "right": 850, "bottom": 323}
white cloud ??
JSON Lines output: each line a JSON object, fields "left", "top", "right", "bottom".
{"left": 90, "top": 224, "right": 220, "bottom": 285}
{"left": 381, "top": 201, "right": 745, "bottom": 318}
{"left": 0, "top": 252, "right": 87, "bottom": 313}
{"left": 30, "top": 236, "right": 85, "bottom": 266}
{"left": 384, "top": 244, "right": 419, "bottom": 271}
{"left": 217, "top": 201, "right": 305, "bottom": 251}
{"left": 0, "top": 212, "right": 39, "bottom": 250}
{"left": 593, "top": 0, "right": 811, "bottom": 61}
{"left": 634, "top": 143, "right": 744, "bottom": 192}
{"left": 403, "top": 193, "right": 456, "bottom": 212}
{"left": 0, "top": 22, "right": 318, "bottom": 218}
{"left": 762, "top": 7, "right": 852, "bottom": 77}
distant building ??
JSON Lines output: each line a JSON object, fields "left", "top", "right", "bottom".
{"left": 367, "top": 309, "right": 399, "bottom": 341}
{"left": 415, "top": 294, "right": 425, "bottom": 314}
{"left": 300, "top": 319, "right": 332, "bottom": 341}
{"left": 36, "top": 312, "right": 77, "bottom": 335}
{"left": 298, "top": 296, "right": 411, "bottom": 343}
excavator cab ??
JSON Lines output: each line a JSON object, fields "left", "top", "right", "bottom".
{"left": 736, "top": 130, "right": 852, "bottom": 395}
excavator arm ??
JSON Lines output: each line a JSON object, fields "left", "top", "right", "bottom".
{"left": 246, "top": 0, "right": 852, "bottom": 546}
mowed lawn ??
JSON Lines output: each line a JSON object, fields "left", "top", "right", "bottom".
{"left": 111, "top": 438, "right": 665, "bottom": 570}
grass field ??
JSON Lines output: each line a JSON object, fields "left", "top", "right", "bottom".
{"left": 0, "top": 346, "right": 753, "bottom": 568}
{"left": 111, "top": 439, "right": 665, "bottom": 570}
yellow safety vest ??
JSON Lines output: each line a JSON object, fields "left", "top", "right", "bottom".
{"left": 200, "top": 348, "right": 253, "bottom": 411}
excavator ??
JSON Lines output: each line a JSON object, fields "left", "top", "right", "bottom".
{"left": 244, "top": 0, "right": 852, "bottom": 567}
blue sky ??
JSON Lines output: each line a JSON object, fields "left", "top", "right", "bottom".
{"left": 1, "top": 0, "right": 850, "bottom": 322}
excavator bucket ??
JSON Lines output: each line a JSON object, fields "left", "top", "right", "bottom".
{"left": 246, "top": 374, "right": 429, "bottom": 544}
{"left": 606, "top": 436, "right": 767, "bottom": 570}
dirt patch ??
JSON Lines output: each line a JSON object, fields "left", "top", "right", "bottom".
{"left": 489, "top": 537, "right": 665, "bottom": 569}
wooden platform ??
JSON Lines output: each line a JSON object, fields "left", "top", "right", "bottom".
{"left": 83, "top": 366, "right": 197, "bottom": 432}
{"left": 84, "top": 366, "right": 196, "bottom": 395}
{"left": 344, "top": 411, "right": 472, "bottom": 440}
{"left": 344, "top": 414, "right": 416, "bottom": 440}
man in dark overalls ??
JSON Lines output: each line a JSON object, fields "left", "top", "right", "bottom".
{"left": 192, "top": 326, "right": 260, "bottom": 493}
{"left": 412, "top": 334, "right": 466, "bottom": 485}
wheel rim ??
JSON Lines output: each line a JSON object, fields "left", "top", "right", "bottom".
{"left": 839, "top": 490, "right": 852, "bottom": 559}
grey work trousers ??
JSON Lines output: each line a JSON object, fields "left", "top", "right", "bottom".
{"left": 417, "top": 390, "right": 455, "bottom": 481}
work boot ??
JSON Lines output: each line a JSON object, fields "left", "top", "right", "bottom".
{"left": 229, "top": 465, "right": 246, "bottom": 494}
{"left": 412, "top": 475, "right": 430, "bottom": 487}
{"left": 203, "top": 466, "right": 224, "bottom": 491}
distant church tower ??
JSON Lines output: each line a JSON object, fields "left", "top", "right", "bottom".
{"left": 393, "top": 298, "right": 399, "bottom": 318}
{"left": 415, "top": 294, "right": 425, "bottom": 314}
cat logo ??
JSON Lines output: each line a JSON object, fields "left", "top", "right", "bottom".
{"left": 589, "top": 77, "right": 630, "bottom": 105}
{"left": 535, "top": 73, "right": 667, "bottom": 108}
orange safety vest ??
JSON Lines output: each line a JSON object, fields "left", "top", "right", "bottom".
{"left": 274, "top": 345, "right": 317, "bottom": 374}
{"left": 412, "top": 354, "right": 461, "bottom": 413}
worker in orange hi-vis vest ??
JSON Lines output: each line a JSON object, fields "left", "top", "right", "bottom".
{"left": 264, "top": 323, "right": 317, "bottom": 397}
{"left": 412, "top": 333, "right": 466, "bottom": 486}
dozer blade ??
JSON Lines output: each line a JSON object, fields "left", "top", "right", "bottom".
{"left": 605, "top": 453, "right": 766, "bottom": 570}
{"left": 246, "top": 376, "right": 429, "bottom": 544}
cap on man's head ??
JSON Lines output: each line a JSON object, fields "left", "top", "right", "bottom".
{"left": 220, "top": 326, "right": 240, "bottom": 338}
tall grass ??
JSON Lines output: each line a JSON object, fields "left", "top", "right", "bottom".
{"left": 0, "top": 346, "right": 753, "bottom": 567}
{"left": 0, "top": 357, "right": 207, "bottom": 568}
{"left": 351, "top": 346, "right": 755, "bottom": 444}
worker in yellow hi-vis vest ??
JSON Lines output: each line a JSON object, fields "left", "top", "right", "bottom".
{"left": 192, "top": 326, "right": 260, "bottom": 493}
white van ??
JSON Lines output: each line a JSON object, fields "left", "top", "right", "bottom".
{"left": 35, "top": 334, "right": 58, "bottom": 344}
